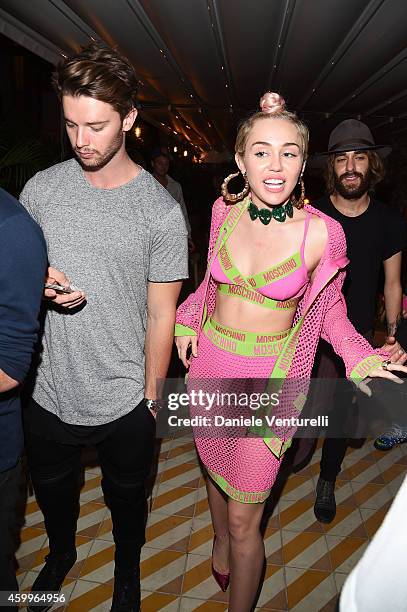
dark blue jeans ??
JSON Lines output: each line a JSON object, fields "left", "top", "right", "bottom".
{"left": 24, "top": 399, "right": 155, "bottom": 569}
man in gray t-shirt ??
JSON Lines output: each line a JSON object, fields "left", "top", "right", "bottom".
{"left": 21, "top": 43, "right": 188, "bottom": 612}
{"left": 21, "top": 159, "right": 187, "bottom": 425}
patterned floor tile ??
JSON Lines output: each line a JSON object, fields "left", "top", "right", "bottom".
{"left": 326, "top": 534, "right": 368, "bottom": 573}
{"left": 360, "top": 502, "right": 392, "bottom": 538}
{"left": 141, "top": 548, "right": 186, "bottom": 594}
{"left": 342, "top": 459, "right": 384, "bottom": 484}
{"left": 350, "top": 480, "right": 393, "bottom": 509}
{"left": 159, "top": 462, "right": 201, "bottom": 488}
{"left": 79, "top": 539, "right": 114, "bottom": 583}
{"left": 333, "top": 571, "right": 348, "bottom": 593}
{"left": 181, "top": 553, "right": 228, "bottom": 602}
{"left": 160, "top": 450, "right": 200, "bottom": 470}
{"left": 14, "top": 434, "right": 407, "bottom": 610}
{"left": 140, "top": 591, "right": 180, "bottom": 611}
{"left": 385, "top": 469, "right": 406, "bottom": 496}
{"left": 179, "top": 597, "right": 228, "bottom": 611}
{"left": 333, "top": 481, "right": 357, "bottom": 506}
{"left": 187, "top": 517, "right": 213, "bottom": 556}
{"left": 320, "top": 505, "right": 366, "bottom": 537}
{"left": 16, "top": 530, "right": 48, "bottom": 570}
{"left": 279, "top": 499, "right": 324, "bottom": 533}
{"left": 66, "top": 578, "right": 113, "bottom": 611}
{"left": 280, "top": 475, "right": 315, "bottom": 502}
{"left": 285, "top": 567, "right": 337, "bottom": 611}
{"left": 152, "top": 483, "right": 198, "bottom": 517}
{"left": 146, "top": 512, "right": 193, "bottom": 552}
{"left": 264, "top": 526, "right": 284, "bottom": 566}
{"left": 256, "top": 564, "right": 287, "bottom": 610}
{"left": 281, "top": 530, "right": 331, "bottom": 570}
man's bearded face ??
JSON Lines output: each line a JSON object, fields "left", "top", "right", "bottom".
{"left": 333, "top": 151, "right": 372, "bottom": 199}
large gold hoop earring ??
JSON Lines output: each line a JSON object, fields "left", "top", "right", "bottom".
{"left": 291, "top": 177, "right": 305, "bottom": 209}
{"left": 221, "top": 171, "right": 249, "bottom": 202}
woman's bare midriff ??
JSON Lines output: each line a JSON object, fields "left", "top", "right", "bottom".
{"left": 212, "top": 293, "right": 299, "bottom": 333}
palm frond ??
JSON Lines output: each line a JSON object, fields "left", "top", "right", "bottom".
{"left": 0, "top": 139, "right": 50, "bottom": 192}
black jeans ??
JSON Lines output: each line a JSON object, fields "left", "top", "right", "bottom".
{"left": 0, "top": 461, "right": 21, "bottom": 611}
{"left": 320, "top": 381, "right": 355, "bottom": 482}
{"left": 24, "top": 399, "right": 155, "bottom": 569}
{"left": 319, "top": 331, "right": 374, "bottom": 483}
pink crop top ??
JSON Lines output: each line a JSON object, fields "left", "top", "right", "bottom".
{"left": 211, "top": 212, "right": 311, "bottom": 302}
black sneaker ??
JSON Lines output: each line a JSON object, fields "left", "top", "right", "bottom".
{"left": 110, "top": 567, "right": 141, "bottom": 612}
{"left": 314, "top": 477, "right": 336, "bottom": 524}
{"left": 27, "top": 550, "right": 77, "bottom": 612}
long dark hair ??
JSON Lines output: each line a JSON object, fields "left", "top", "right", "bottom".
{"left": 324, "top": 150, "right": 385, "bottom": 195}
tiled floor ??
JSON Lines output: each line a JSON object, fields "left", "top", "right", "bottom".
{"left": 16, "top": 435, "right": 407, "bottom": 611}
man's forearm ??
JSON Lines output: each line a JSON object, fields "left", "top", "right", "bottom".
{"left": 384, "top": 282, "right": 402, "bottom": 335}
{"left": 144, "top": 314, "right": 175, "bottom": 399}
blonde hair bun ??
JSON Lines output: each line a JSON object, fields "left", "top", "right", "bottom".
{"left": 259, "top": 92, "right": 285, "bottom": 114}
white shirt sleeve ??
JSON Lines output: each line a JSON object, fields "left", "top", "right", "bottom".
{"left": 340, "top": 473, "right": 407, "bottom": 612}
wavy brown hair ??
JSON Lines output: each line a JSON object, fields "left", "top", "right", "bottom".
{"left": 324, "top": 150, "right": 385, "bottom": 195}
{"left": 52, "top": 42, "right": 138, "bottom": 120}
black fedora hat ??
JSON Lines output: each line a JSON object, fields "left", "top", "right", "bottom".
{"left": 316, "top": 119, "right": 392, "bottom": 158}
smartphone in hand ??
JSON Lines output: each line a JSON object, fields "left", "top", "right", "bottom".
{"left": 44, "top": 283, "right": 74, "bottom": 294}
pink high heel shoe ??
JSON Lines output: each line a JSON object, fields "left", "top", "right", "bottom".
{"left": 211, "top": 535, "right": 230, "bottom": 592}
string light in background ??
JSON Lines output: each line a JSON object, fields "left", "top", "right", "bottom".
{"left": 134, "top": 126, "right": 141, "bottom": 138}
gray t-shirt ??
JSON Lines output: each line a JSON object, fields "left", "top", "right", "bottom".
{"left": 20, "top": 159, "right": 188, "bottom": 425}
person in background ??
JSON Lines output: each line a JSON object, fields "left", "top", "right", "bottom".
{"left": 21, "top": 42, "right": 188, "bottom": 612}
{"left": 0, "top": 188, "right": 47, "bottom": 611}
{"left": 151, "top": 149, "right": 194, "bottom": 249}
{"left": 310, "top": 119, "right": 406, "bottom": 524}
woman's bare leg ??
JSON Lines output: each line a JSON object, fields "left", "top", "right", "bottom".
{"left": 228, "top": 499, "right": 265, "bottom": 611}
{"left": 206, "top": 476, "right": 229, "bottom": 573}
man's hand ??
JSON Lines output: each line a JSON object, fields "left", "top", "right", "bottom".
{"left": 45, "top": 266, "right": 86, "bottom": 309}
{"left": 0, "top": 369, "right": 19, "bottom": 393}
{"left": 381, "top": 336, "right": 407, "bottom": 365}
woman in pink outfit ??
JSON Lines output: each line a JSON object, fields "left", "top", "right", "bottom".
{"left": 174, "top": 93, "right": 407, "bottom": 611}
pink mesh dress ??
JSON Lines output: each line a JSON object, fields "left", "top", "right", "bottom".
{"left": 175, "top": 196, "right": 387, "bottom": 503}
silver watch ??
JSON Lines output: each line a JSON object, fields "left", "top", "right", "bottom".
{"left": 145, "top": 398, "right": 164, "bottom": 413}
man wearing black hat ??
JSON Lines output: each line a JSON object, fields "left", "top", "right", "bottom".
{"left": 311, "top": 119, "right": 407, "bottom": 523}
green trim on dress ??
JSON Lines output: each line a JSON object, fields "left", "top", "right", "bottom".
{"left": 206, "top": 467, "right": 271, "bottom": 504}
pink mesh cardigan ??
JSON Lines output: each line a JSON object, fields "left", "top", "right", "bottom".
{"left": 175, "top": 197, "right": 387, "bottom": 456}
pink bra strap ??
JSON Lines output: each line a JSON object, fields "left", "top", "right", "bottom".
{"left": 300, "top": 212, "right": 312, "bottom": 263}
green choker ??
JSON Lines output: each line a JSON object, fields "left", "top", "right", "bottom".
{"left": 248, "top": 199, "right": 293, "bottom": 225}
